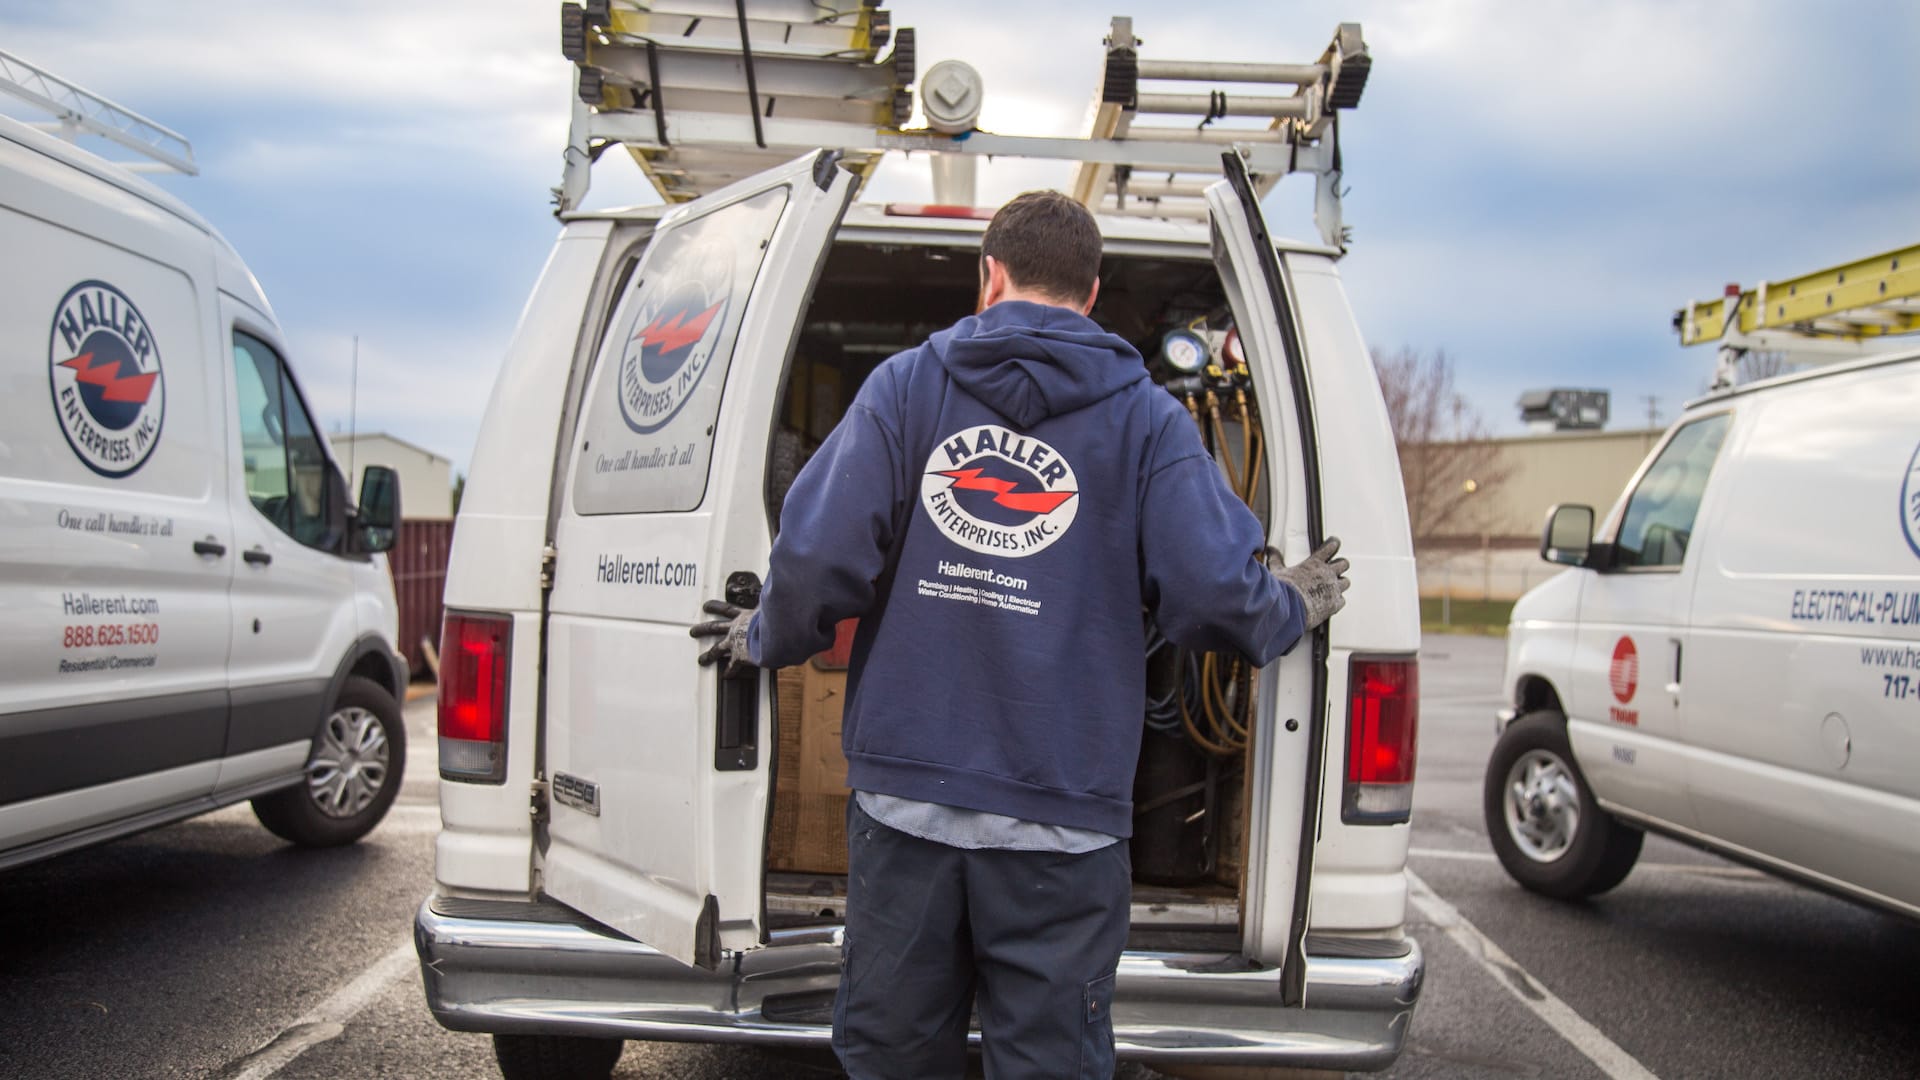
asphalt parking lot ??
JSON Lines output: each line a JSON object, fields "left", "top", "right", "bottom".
{"left": 3, "top": 636, "right": 1918, "bottom": 1079}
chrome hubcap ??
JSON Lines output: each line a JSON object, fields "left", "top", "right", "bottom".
{"left": 306, "top": 706, "right": 389, "bottom": 819}
{"left": 1504, "top": 749, "right": 1580, "bottom": 862}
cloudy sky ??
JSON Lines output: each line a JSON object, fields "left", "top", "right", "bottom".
{"left": 6, "top": 0, "right": 1916, "bottom": 473}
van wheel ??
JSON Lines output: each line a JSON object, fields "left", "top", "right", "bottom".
{"left": 251, "top": 676, "right": 406, "bottom": 847}
{"left": 1484, "top": 711, "right": 1642, "bottom": 899}
{"left": 492, "top": 1033, "right": 623, "bottom": 1080}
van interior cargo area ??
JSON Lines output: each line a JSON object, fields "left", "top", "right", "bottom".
{"left": 764, "top": 240, "right": 1274, "bottom": 938}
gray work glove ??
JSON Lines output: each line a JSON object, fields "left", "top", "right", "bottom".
{"left": 1269, "top": 537, "right": 1351, "bottom": 630}
{"left": 689, "top": 599, "right": 756, "bottom": 676}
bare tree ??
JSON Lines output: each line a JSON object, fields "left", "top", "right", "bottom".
{"left": 1733, "top": 350, "right": 1802, "bottom": 385}
{"left": 1371, "top": 346, "right": 1512, "bottom": 550}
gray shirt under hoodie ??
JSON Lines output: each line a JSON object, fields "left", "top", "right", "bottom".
{"left": 856, "top": 791, "right": 1120, "bottom": 853}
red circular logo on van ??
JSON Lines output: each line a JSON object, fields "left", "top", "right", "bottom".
{"left": 1609, "top": 636, "right": 1638, "bottom": 703}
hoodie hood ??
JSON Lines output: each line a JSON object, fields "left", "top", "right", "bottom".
{"left": 931, "top": 299, "right": 1148, "bottom": 428}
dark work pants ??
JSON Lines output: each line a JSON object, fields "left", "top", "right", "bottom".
{"left": 832, "top": 799, "right": 1132, "bottom": 1080}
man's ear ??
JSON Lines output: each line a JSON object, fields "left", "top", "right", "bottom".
{"left": 979, "top": 255, "right": 1012, "bottom": 310}
{"left": 1080, "top": 276, "right": 1101, "bottom": 316}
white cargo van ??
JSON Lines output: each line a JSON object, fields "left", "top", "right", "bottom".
{"left": 1490, "top": 349, "right": 1920, "bottom": 919}
{"left": 0, "top": 93, "right": 408, "bottom": 867}
{"left": 417, "top": 10, "right": 1422, "bottom": 1077}
{"left": 418, "top": 156, "right": 1423, "bottom": 1077}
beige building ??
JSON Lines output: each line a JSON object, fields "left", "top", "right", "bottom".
{"left": 331, "top": 433, "right": 454, "bottom": 520}
{"left": 1418, "top": 427, "right": 1662, "bottom": 599}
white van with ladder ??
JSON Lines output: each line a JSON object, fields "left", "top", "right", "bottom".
{"left": 0, "top": 54, "right": 408, "bottom": 868}
{"left": 416, "top": 8, "right": 1422, "bottom": 1076}
{"left": 1490, "top": 249, "right": 1920, "bottom": 918}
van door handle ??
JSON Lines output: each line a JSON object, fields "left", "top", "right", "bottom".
{"left": 243, "top": 547, "right": 273, "bottom": 566}
{"left": 1665, "top": 638, "right": 1683, "bottom": 697}
{"left": 714, "top": 570, "right": 763, "bottom": 772}
{"left": 193, "top": 538, "right": 227, "bottom": 557}
{"left": 715, "top": 668, "right": 760, "bottom": 772}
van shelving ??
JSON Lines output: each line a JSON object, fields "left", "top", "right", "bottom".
{"left": 759, "top": 230, "right": 1274, "bottom": 928}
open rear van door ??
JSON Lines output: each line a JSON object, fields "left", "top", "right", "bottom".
{"left": 540, "top": 151, "right": 856, "bottom": 969}
{"left": 1206, "top": 154, "right": 1328, "bottom": 1000}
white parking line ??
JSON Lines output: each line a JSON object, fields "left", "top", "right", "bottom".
{"left": 218, "top": 940, "right": 416, "bottom": 1080}
{"left": 1406, "top": 870, "right": 1660, "bottom": 1080}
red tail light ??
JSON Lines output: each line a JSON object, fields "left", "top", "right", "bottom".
{"left": 438, "top": 610, "right": 511, "bottom": 783}
{"left": 1344, "top": 655, "right": 1418, "bottom": 823}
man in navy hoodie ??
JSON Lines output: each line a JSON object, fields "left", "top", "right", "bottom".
{"left": 693, "top": 190, "right": 1349, "bottom": 1079}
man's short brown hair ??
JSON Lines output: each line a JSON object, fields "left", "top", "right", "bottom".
{"left": 980, "top": 190, "right": 1103, "bottom": 305}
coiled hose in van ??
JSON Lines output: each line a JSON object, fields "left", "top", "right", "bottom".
{"left": 1156, "top": 384, "right": 1265, "bottom": 757}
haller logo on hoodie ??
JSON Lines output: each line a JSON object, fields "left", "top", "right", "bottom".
{"left": 921, "top": 424, "right": 1078, "bottom": 557}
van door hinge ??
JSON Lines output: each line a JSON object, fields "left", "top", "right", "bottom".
{"left": 530, "top": 780, "right": 551, "bottom": 824}
{"left": 539, "top": 544, "right": 558, "bottom": 590}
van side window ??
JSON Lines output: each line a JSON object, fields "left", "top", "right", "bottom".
{"left": 1613, "top": 413, "right": 1730, "bottom": 568}
{"left": 232, "top": 332, "right": 336, "bottom": 550}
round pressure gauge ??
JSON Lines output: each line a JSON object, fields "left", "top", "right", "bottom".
{"left": 1223, "top": 326, "right": 1246, "bottom": 368}
{"left": 1161, "top": 329, "right": 1210, "bottom": 374}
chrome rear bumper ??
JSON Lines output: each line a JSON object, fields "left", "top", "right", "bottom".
{"left": 416, "top": 895, "right": 1422, "bottom": 1070}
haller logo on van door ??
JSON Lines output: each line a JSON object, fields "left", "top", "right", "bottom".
{"left": 921, "top": 425, "right": 1079, "bottom": 558}
{"left": 613, "top": 270, "right": 732, "bottom": 435}
{"left": 1900, "top": 442, "right": 1920, "bottom": 559}
{"left": 47, "top": 280, "right": 165, "bottom": 478}
{"left": 1608, "top": 635, "right": 1639, "bottom": 726}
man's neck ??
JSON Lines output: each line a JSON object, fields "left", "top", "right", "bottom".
{"left": 988, "top": 291, "right": 1078, "bottom": 313}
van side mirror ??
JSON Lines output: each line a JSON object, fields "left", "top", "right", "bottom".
{"left": 1541, "top": 504, "right": 1595, "bottom": 567}
{"left": 353, "top": 465, "right": 400, "bottom": 554}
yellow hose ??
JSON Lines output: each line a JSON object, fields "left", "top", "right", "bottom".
{"left": 1180, "top": 681, "right": 1239, "bottom": 756}
{"left": 1177, "top": 371, "right": 1271, "bottom": 759}
{"left": 1205, "top": 390, "right": 1241, "bottom": 494}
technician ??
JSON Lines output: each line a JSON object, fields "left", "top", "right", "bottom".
{"left": 692, "top": 190, "right": 1348, "bottom": 1079}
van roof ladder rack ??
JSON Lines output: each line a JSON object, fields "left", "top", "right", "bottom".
{"left": 0, "top": 47, "right": 197, "bottom": 175}
{"left": 1676, "top": 242, "right": 1920, "bottom": 388}
{"left": 556, "top": 0, "right": 909, "bottom": 210}
{"left": 1071, "top": 17, "right": 1369, "bottom": 245}
{"left": 554, "top": 4, "right": 1371, "bottom": 249}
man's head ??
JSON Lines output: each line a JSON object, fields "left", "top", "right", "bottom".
{"left": 977, "top": 190, "right": 1103, "bottom": 315}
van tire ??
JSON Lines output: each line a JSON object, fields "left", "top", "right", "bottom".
{"left": 492, "top": 1033, "right": 624, "bottom": 1080}
{"left": 1484, "top": 711, "right": 1642, "bottom": 899}
{"left": 251, "top": 676, "right": 406, "bottom": 847}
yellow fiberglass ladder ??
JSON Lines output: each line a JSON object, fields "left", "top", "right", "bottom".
{"left": 554, "top": 3, "right": 1371, "bottom": 249}
{"left": 1676, "top": 243, "right": 1920, "bottom": 389}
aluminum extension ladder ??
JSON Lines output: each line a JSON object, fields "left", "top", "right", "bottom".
{"left": 554, "top": 2, "right": 1371, "bottom": 249}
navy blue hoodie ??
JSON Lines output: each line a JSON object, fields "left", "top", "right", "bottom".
{"left": 749, "top": 300, "right": 1305, "bottom": 836}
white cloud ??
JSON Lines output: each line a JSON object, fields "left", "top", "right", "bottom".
{"left": 291, "top": 327, "right": 497, "bottom": 469}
